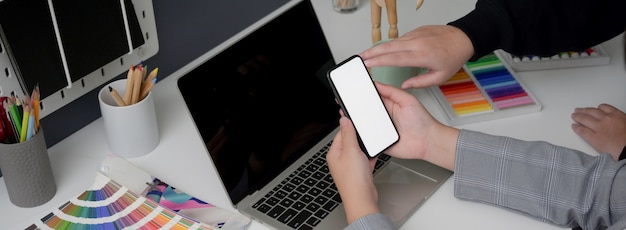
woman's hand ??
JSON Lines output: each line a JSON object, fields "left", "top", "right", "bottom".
{"left": 326, "top": 117, "right": 380, "bottom": 223}
{"left": 360, "top": 25, "right": 474, "bottom": 89}
{"left": 572, "top": 103, "right": 626, "bottom": 160}
{"left": 376, "top": 82, "right": 459, "bottom": 171}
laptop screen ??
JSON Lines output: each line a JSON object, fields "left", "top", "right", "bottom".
{"left": 177, "top": 0, "right": 340, "bottom": 204}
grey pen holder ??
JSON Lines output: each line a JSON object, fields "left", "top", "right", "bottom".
{"left": 0, "top": 128, "right": 56, "bottom": 207}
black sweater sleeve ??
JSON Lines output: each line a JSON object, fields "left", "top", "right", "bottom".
{"left": 448, "top": 0, "right": 626, "bottom": 61}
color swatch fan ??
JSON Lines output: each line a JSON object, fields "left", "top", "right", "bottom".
{"left": 22, "top": 156, "right": 251, "bottom": 230}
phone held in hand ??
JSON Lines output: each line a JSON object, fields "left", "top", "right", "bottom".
{"left": 327, "top": 55, "right": 399, "bottom": 158}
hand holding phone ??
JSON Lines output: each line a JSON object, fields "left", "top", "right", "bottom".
{"left": 327, "top": 55, "right": 399, "bottom": 158}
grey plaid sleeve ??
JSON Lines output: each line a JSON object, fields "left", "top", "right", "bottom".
{"left": 453, "top": 129, "right": 626, "bottom": 230}
{"left": 344, "top": 213, "right": 396, "bottom": 230}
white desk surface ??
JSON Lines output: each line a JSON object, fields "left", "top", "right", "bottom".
{"left": 1, "top": 0, "right": 624, "bottom": 229}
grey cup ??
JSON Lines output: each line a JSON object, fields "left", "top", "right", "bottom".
{"left": 0, "top": 128, "right": 56, "bottom": 207}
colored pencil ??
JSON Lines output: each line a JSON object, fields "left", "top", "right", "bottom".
{"left": 123, "top": 65, "right": 135, "bottom": 105}
{"left": 32, "top": 85, "right": 41, "bottom": 130}
{"left": 131, "top": 65, "right": 143, "bottom": 104}
{"left": 109, "top": 86, "right": 127, "bottom": 106}
{"left": 20, "top": 104, "right": 30, "bottom": 142}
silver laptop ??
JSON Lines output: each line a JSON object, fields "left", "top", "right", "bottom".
{"left": 176, "top": 0, "right": 452, "bottom": 229}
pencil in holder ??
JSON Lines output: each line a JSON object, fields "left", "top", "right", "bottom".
{"left": 0, "top": 127, "right": 56, "bottom": 207}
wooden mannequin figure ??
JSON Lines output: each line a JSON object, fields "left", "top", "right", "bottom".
{"left": 371, "top": 0, "right": 424, "bottom": 44}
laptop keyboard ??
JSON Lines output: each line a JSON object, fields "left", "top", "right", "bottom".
{"left": 251, "top": 141, "right": 391, "bottom": 230}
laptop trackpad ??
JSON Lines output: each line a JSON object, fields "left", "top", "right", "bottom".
{"left": 375, "top": 162, "right": 438, "bottom": 227}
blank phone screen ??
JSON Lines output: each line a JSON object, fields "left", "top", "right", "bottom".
{"left": 327, "top": 55, "right": 399, "bottom": 157}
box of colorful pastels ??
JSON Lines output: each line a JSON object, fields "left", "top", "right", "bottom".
{"left": 429, "top": 52, "right": 542, "bottom": 126}
{"left": 495, "top": 45, "right": 610, "bottom": 71}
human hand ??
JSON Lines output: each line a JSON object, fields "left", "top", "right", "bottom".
{"left": 571, "top": 103, "right": 626, "bottom": 160}
{"left": 375, "top": 82, "right": 458, "bottom": 170}
{"left": 326, "top": 117, "right": 380, "bottom": 223}
{"left": 359, "top": 25, "right": 474, "bottom": 89}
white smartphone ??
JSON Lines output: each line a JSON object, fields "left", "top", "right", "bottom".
{"left": 327, "top": 55, "right": 399, "bottom": 158}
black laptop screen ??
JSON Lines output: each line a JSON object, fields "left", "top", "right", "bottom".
{"left": 177, "top": 0, "right": 339, "bottom": 204}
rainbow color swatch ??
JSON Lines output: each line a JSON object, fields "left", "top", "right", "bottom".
{"left": 23, "top": 173, "right": 215, "bottom": 230}
{"left": 430, "top": 52, "right": 542, "bottom": 125}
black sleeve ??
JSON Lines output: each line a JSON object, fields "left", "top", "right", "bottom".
{"left": 447, "top": 0, "right": 626, "bottom": 61}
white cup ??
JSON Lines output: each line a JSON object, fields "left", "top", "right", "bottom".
{"left": 98, "top": 79, "right": 159, "bottom": 158}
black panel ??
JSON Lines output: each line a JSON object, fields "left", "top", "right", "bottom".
{"left": 39, "top": 0, "right": 289, "bottom": 147}
{"left": 0, "top": 0, "right": 144, "bottom": 98}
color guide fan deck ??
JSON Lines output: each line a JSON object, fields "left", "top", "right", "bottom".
{"left": 429, "top": 52, "right": 542, "bottom": 126}
{"left": 18, "top": 156, "right": 252, "bottom": 230}
{"left": 23, "top": 173, "right": 216, "bottom": 230}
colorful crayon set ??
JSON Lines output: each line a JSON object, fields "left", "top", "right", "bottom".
{"left": 23, "top": 173, "right": 214, "bottom": 230}
{"left": 495, "top": 45, "right": 610, "bottom": 71}
{"left": 429, "top": 52, "right": 542, "bottom": 126}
